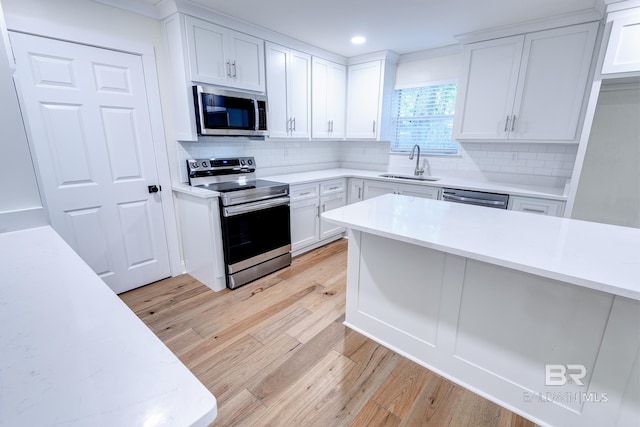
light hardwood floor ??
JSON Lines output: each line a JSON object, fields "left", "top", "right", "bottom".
{"left": 120, "top": 239, "right": 538, "bottom": 427}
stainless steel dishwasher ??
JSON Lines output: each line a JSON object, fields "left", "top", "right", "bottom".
{"left": 442, "top": 188, "right": 509, "bottom": 209}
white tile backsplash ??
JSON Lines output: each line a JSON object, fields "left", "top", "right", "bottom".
{"left": 389, "top": 142, "right": 577, "bottom": 188}
{"left": 177, "top": 137, "right": 576, "bottom": 188}
{"left": 177, "top": 137, "right": 387, "bottom": 181}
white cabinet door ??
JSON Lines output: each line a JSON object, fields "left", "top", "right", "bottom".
{"left": 227, "top": 31, "right": 265, "bottom": 92}
{"left": 398, "top": 184, "right": 440, "bottom": 199}
{"left": 512, "top": 23, "right": 598, "bottom": 140}
{"left": 312, "top": 58, "right": 346, "bottom": 139}
{"left": 363, "top": 180, "right": 397, "bottom": 200}
{"left": 185, "top": 16, "right": 265, "bottom": 92}
{"left": 288, "top": 49, "right": 311, "bottom": 138}
{"left": 455, "top": 22, "right": 597, "bottom": 143}
{"left": 348, "top": 178, "right": 364, "bottom": 204}
{"left": 290, "top": 197, "right": 320, "bottom": 251}
{"left": 509, "top": 196, "right": 565, "bottom": 216}
{"left": 346, "top": 61, "right": 381, "bottom": 139}
{"left": 266, "top": 42, "right": 310, "bottom": 138}
{"left": 602, "top": 8, "right": 640, "bottom": 74}
{"left": 320, "top": 193, "right": 346, "bottom": 239}
{"left": 185, "top": 16, "right": 228, "bottom": 86}
{"left": 327, "top": 61, "right": 346, "bottom": 138}
{"left": 453, "top": 36, "right": 523, "bottom": 141}
{"left": 265, "top": 43, "right": 289, "bottom": 138}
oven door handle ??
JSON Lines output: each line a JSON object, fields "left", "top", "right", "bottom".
{"left": 222, "top": 196, "right": 290, "bottom": 217}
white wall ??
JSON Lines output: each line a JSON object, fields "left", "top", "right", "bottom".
{"left": 0, "top": 1, "right": 46, "bottom": 232}
{"left": 572, "top": 85, "right": 640, "bottom": 227}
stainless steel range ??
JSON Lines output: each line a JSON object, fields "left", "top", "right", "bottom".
{"left": 187, "top": 157, "right": 291, "bottom": 289}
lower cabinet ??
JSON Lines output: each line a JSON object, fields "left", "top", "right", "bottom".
{"left": 508, "top": 195, "right": 565, "bottom": 216}
{"left": 290, "top": 178, "right": 346, "bottom": 254}
{"left": 348, "top": 178, "right": 364, "bottom": 204}
{"left": 362, "top": 180, "right": 441, "bottom": 200}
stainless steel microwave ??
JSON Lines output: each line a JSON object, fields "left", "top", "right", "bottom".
{"left": 193, "top": 85, "right": 268, "bottom": 137}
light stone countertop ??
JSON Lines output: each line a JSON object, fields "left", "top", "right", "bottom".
{"left": 0, "top": 226, "right": 217, "bottom": 427}
{"left": 173, "top": 168, "right": 567, "bottom": 200}
{"left": 321, "top": 193, "right": 640, "bottom": 300}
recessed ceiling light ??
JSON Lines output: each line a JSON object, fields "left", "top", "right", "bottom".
{"left": 351, "top": 36, "right": 366, "bottom": 45}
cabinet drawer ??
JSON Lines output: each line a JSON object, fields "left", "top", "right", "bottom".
{"left": 509, "top": 196, "right": 565, "bottom": 216}
{"left": 290, "top": 183, "right": 318, "bottom": 201}
{"left": 320, "top": 179, "right": 345, "bottom": 195}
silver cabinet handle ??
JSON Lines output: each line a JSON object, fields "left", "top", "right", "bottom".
{"left": 292, "top": 117, "right": 296, "bottom": 131}
{"left": 287, "top": 118, "right": 291, "bottom": 132}
{"left": 232, "top": 60, "right": 237, "bottom": 78}
{"left": 372, "top": 120, "right": 376, "bottom": 133}
{"left": 226, "top": 61, "right": 231, "bottom": 78}
{"left": 504, "top": 115, "right": 511, "bottom": 132}
{"left": 300, "top": 191, "right": 311, "bottom": 196}
{"left": 521, "top": 207, "right": 546, "bottom": 213}
{"left": 322, "top": 204, "right": 326, "bottom": 212}
{"left": 329, "top": 186, "right": 339, "bottom": 190}
{"left": 328, "top": 120, "right": 331, "bottom": 133}
{"left": 331, "top": 120, "right": 334, "bottom": 133}
{"left": 511, "top": 115, "right": 517, "bottom": 132}
{"left": 317, "top": 205, "right": 320, "bottom": 217}
{"left": 358, "top": 187, "right": 362, "bottom": 199}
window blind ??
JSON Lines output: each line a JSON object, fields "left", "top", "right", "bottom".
{"left": 391, "top": 84, "right": 458, "bottom": 154}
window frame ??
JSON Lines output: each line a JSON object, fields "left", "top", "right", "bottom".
{"left": 390, "top": 79, "right": 459, "bottom": 156}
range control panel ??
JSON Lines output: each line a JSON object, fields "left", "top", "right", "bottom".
{"left": 187, "top": 157, "right": 255, "bottom": 172}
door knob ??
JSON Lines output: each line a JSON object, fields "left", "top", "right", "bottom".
{"left": 148, "top": 185, "right": 161, "bottom": 194}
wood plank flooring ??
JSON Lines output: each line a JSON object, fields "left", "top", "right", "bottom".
{"left": 120, "top": 239, "right": 538, "bottom": 427}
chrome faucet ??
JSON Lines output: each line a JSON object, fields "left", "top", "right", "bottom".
{"left": 409, "top": 144, "right": 424, "bottom": 176}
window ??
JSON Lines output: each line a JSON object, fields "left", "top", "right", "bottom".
{"left": 391, "top": 83, "right": 458, "bottom": 155}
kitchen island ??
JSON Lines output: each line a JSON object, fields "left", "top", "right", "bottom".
{"left": 322, "top": 194, "right": 639, "bottom": 427}
{"left": 0, "top": 226, "right": 217, "bottom": 426}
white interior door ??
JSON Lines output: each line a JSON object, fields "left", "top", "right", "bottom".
{"left": 10, "top": 32, "right": 170, "bottom": 294}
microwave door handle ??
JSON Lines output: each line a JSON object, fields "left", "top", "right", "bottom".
{"left": 254, "top": 100, "right": 259, "bottom": 131}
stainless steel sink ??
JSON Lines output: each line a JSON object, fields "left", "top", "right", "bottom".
{"left": 379, "top": 174, "right": 441, "bottom": 182}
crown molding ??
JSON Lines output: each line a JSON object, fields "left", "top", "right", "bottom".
{"left": 454, "top": 8, "right": 603, "bottom": 44}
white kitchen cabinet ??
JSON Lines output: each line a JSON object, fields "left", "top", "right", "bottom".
{"left": 346, "top": 57, "right": 396, "bottom": 140}
{"left": 266, "top": 42, "right": 311, "bottom": 138}
{"left": 185, "top": 15, "right": 265, "bottom": 92}
{"left": 508, "top": 196, "right": 565, "bottom": 216}
{"left": 290, "top": 197, "right": 320, "bottom": 250}
{"left": 312, "top": 57, "right": 346, "bottom": 139}
{"left": 454, "top": 22, "right": 598, "bottom": 143}
{"left": 348, "top": 178, "right": 364, "bottom": 204}
{"left": 290, "top": 179, "right": 345, "bottom": 254}
{"left": 601, "top": 5, "right": 640, "bottom": 75}
{"left": 363, "top": 180, "right": 440, "bottom": 200}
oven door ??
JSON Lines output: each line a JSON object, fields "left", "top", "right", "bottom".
{"left": 220, "top": 196, "right": 291, "bottom": 278}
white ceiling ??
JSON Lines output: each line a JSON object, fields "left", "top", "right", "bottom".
{"left": 143, "top": 0, "right": 600, "bottom": 57}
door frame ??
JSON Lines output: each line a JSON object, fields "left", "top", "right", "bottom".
{"left": 6, "top": 14, "right": 182, "bottom": 278}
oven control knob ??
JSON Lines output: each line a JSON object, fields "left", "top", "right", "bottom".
{"left": 201, "top": 161, "right": 208, "bottom": 167}
{"left": 247, "top": 159, "right": 253, "bottom": 165}
{"left": 240, "top": 159, "right": 245, "bottom": 166}
{"left": 192, "top": 162, "right": 200, "bottom": 168}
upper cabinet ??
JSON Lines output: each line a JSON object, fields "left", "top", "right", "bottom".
{"left": 454, "top": 22, "right": 598, "bottom": 143}
{"left": 346, "top": 55, "right": 396, "bottom": 140}
{"left": 266, "top": 42, "right": 311, "bottom": 139}
{"left": 312, "top": 57, "right": 346, "bottom": 139}
{"left": 185, "top": 16, "right": 265, "bottom": 92}
{"left": 163, "top": 13, "right": 266, "bottom": 141}
{"left": 601, "top": 4, "right": 640, "bottom": 75}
